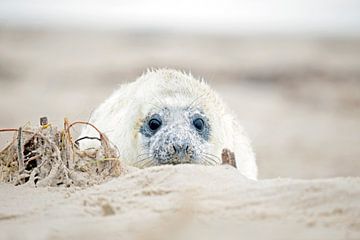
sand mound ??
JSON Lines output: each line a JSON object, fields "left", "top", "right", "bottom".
{"left": 0, "top": 165, "right": 359, "bottom": 240}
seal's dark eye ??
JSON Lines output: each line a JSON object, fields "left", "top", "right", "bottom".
{"left": 193, "top": 118, "right": 205, "bottom": 131}
{"left": 148, "top": 118, "right": 162, "bottom": 131}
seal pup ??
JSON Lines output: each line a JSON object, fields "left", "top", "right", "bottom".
{"left": 80, "top": 69, "right": 257, "bottom": 180}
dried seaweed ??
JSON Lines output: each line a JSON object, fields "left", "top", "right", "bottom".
{"left": 0, "top": 118, "right": 123, "bottom": 187}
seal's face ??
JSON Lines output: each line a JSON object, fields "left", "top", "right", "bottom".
{"left": 138, "top": 107, "right": 213, "bottom": 166}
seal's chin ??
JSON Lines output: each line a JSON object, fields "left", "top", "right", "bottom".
{"left": 133, "top": 151, "right": 200, "bottom": 168}
{"left": 134, "top": 151, "right": 219, "bottom": 168}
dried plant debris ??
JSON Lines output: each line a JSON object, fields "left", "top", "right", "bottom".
{"left": 0, "top": 118, "right": 123, "bottom": 187}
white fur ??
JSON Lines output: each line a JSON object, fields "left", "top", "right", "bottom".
{"left": 80, "top": 69, "right": 258, "bottom": 180}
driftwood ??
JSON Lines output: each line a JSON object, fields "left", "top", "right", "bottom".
{"left": 0, "top": 118, "right": 122, "bottom": 187}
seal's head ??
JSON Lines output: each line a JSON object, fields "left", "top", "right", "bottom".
{"left": 80, "top": 69, "right": 258, "bottom": 179}
{"left": 139, "top": 106, "right": 211, "bottom": 165}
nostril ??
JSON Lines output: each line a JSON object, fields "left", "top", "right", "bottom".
{"left": 171, "top": 143, "right": 190, "bottom": 156}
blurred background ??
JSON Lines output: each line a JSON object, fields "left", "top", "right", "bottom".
{"left": 0, "top": 0, "right": 359, "bottom": 179}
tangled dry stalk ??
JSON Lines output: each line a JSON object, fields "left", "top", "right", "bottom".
{"left": 0, "top": 118, "right": 123, "bottom": 187}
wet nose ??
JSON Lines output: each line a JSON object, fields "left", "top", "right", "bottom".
{"left": 172, "top": 143, "right": 189, "bottom": 157}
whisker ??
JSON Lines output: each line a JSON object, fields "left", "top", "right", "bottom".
{"left": 202, "top": 152, "right": 221, "bottom": 163}
{"left": 204, "top": 154, "right": 220, "bottom": 164}
{"left": 202, "top": 156, "right": 218, "bottom": 165}
{"left": 199, "top": 158, "right": 209, "bottom": 166}
{"left": 200, "top": 157, "right": 214, "bottom": 166}
{"left": 140, "top": 158, "right": 156, "bottom": 168}
{"left": 134, "top": 157, "right": 153, "bottom": 168}
{"left": 136, "top": 153, "right": 151, "bottom": 159}
{"left": 134, "top": 154, "right": 152, "bottom": 165}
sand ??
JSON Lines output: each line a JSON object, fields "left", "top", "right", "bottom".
{"left": 0, "top": 28, "right": 360, "bottom": 239}
{"left": 0, "top": 165, "right": 359, "bottom": 240}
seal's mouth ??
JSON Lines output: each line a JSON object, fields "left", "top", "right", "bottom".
{"left": 133, "top": 151, "right": 199, "bottom": 168}
{"left": 134, "top": 150, "right": 222, "bottom": 168}
{"left": 158, "top": 156, "right": 194, "bottom": 165}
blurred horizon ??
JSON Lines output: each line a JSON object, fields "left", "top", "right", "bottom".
{"left": 1, "top": 0, "right": 360, "bottom": 36}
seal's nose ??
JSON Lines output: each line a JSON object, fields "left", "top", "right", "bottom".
{"left": 172, "top": 143, "right": 190, "bottom": 159}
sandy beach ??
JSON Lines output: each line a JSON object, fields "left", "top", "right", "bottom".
{"left": 0, "top": 28, "right": 360, "bottom": 239}
{"left": 1, "top": 165, "right": 360, "bottom": 240}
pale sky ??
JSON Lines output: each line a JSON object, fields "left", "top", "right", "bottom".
{"left": 0, "top": 0, "right": 359, "bottom": 35}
